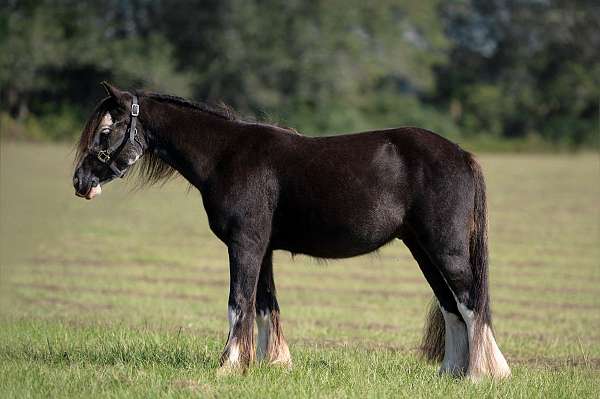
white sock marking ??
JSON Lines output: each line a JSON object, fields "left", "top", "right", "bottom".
{"left": 457, "top": 302, "right": 510, "bottom": 379}
{"left": 457, "top": 302, "right": 476, "bottom": 342}
{"left": 226, "top": 306, "right": 240, "bottom": 365}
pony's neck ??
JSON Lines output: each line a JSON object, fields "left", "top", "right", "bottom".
{"left": 140, "top": 96, "right": 240, "bottom": 189}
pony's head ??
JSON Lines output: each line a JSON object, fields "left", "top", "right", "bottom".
{"left": 73, "top": 82, "right": 147, "bottom": 199}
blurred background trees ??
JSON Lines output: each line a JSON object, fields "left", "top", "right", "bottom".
{"left": 0, "top": 0, "right": 598, "bottom": 149}
{"left": 435, "top": 0, "right": 599, "bottom": 146}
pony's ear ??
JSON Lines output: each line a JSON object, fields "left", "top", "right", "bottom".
{"left": 100, "top": 81, "right": 127, "bottom": 104}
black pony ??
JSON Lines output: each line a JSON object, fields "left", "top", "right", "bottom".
{"left": 73, "top": 83, "right": 510, "bottom": 379}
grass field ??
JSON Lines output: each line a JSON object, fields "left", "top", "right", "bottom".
{"left": 1, "top": 142, "right": 599, "bottom": 398}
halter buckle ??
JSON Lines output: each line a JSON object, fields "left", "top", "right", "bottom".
{"left": 131, "top": 103, "right": 139, "bottom": 117}
{"left": 97, "top": 150, "right": 111, "bottom": 163}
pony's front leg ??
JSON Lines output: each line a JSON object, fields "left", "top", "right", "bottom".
{"left": 219, "top": 240, "right": 266, "bottom": 373}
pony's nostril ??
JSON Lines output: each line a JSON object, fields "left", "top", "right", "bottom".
{"left": 73, "top": 177, "right": 79, "bottom": 187}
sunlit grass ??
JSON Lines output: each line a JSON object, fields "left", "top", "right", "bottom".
{"left": 1, "top": 142, "right": 599, "bottom": 397}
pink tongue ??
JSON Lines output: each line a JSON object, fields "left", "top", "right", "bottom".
{"left": 86, "top": 184, "right": 102, "bottom": 200}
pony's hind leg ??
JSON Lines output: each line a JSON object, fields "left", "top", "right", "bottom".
{"left": 421, "top": 237, "right": 510, "bottom": 380}
{"left": 404, "top": 237, "right": 469, "bottom": 376}
{"left": 255, "top": 250, "right": 292, "bottom": 367}
{"left": 405, "top": 151, "right": 509, "bottom": 380}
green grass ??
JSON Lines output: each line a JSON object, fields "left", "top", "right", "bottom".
{"left": 1, "top": 142, "right": 599, "bottom": 397}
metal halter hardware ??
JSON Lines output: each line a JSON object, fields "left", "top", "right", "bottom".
{"left": 90, "top": 96, "right": 140, "bottom": 178}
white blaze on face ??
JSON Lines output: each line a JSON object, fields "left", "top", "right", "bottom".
{"left": 100, "top": 112, "right": 113, "bottom": 129}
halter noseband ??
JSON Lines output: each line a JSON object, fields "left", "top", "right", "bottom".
{"left": 91, "top": 96, "right": 140, "bottom": 178}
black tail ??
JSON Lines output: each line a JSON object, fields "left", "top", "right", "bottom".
{"left": 420, "top": 298, "right": 445, "bottom": 362}
{"left": 465, "top": 153, "right": 492, "bottom": 329}
{"left": 464, "top": 153, "right": 512, "bottom": 379}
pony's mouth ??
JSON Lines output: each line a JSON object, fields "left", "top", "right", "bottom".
{"left": 85, "top": 184, "right": 102, "bottom": 200}
{"left": 76, "top": 183, "right": 102, "bottom": 200}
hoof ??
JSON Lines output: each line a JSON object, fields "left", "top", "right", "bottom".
{"left": 265, "top": 340, "right": 292, "bottom": 369}
{"left": 467, "top": 366, "right": 511, "bottom": 382}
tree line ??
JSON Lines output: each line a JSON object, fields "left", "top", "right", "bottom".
{"left": 1, "top": 0, "right": 598, "bottom": 148}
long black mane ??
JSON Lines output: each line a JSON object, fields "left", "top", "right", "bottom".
{"left": 142, "top": 92, "right": 298, "bottom": 134}
{"left": 132, "top": 92, "right": 242, "bottom": 185}
{"left": 141, "top": 92, "right": 238, "bottom": 122}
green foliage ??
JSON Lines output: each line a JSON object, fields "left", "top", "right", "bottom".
{"left": 0, "top": 0, "right": 193, "bottom": 137}
{"left": 0, "top": 0, "right": 597, "bottom": 149}
{"left": 436, "top": 0, "right": 599, "bottom": 147}
{"left": 200, "top": 0, "right": 449, "bottom": 135}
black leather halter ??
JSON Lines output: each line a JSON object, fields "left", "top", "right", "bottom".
{"left": 90, "top": 96, "right": 140, "bottom": 178}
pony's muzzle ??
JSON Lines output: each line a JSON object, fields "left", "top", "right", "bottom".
{"left": 73, "top": 169, "right": 100, "bottom": 199}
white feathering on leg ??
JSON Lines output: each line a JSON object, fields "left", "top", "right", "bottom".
{"left": 457, "top": 303, "right": 510, "bottom": 380}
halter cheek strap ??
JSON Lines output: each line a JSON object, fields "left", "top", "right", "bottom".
{"left": 93, "top": 96, "right": 140, "bottom": 178}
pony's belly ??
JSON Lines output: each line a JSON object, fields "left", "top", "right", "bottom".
{"left": 274, "top": 180, "right": 407, "bottom": 258}
{"left": 276, "top": 234, "right": 395, "bottom": 258}
{"left": 273, "top": 218, "right": 401, "bottom": 259}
